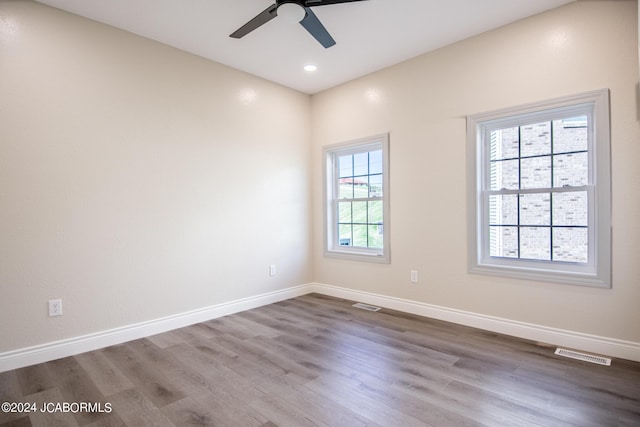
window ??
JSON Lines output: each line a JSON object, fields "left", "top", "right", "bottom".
{"left": 324, "top": 134, "right": 390, "bottom": 263}
{"left": 467, "top": 90, "right": 611, "bottom": 287}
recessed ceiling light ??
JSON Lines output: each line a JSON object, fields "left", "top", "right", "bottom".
{"left": 304, "top": 64, "right": 317, "bottom": 72}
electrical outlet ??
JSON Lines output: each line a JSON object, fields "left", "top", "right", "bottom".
{"left": 269, "top": 264, "right": 277, "bottom": 277}
{"left": 48, "top": 299, "right": 62, "bottom": 317}
{"left": 410, "top": 270, "right": 419, "bottom": 284}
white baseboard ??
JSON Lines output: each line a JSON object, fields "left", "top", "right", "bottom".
{"left": 309, "top": 283, "right": 640, "bottom": 363}
{"left": 2, "top": 282, "right": 638, "bottom": 372}
{"left": 0, "top": 284, "right": 310, "bottom": 373}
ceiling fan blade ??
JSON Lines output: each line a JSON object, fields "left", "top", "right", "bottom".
{"left": 230, "top": 3, "right": 278, "bottom": 39}
{"left": 304, "top": 0, "right": 368, "bottom": 6}
{"left": 300, "top": 7, "right": 336, "bottom": 48}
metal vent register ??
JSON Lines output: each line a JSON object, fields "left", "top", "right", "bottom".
{"left": 555, "top": 348, "right": 611, "bottom": 366}
{"left": 352, "top": 303, "right": 381, "bottom": 312}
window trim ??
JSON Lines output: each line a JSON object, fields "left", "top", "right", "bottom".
{"left": 323, "top": 133, "right": 390, "bottom": 263}
{"left": 467, "top": 89, "right": 611, "bottom": 287}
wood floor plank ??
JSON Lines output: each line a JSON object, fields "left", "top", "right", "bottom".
{"left": 2, "top": 293, "right": 639, "bottom": 427}
{"left": 44, "top": 357, "right": 112, "bottom": 426}
{"left": 0, "top": 371, "right": 25, "bottom": 425}
{"left": 164, "top": 342, "right": 266, "bottom": 405}
{"left": 171, "top": 330, "right": 240, "bottom": 362}
{"left": 512, "top": 364, "right": 640, "bottom": 425}
{"left": 107, "top": 388, "right": 174, "bottom": 427}
{"left": 23, "top": 387, "right": 80, "bottom": 427}
{"left": 14, "top": 364, "right": 56, "bottom": 397}
{"left": 126, "top": 339, "right": 212, "bottom": 398}
{"left": 281, "top": 387, "right": 374, "bottom": 427}
{"left": 83, "top": 412, "right": 126, "bottom": 427}
{"left": 305, "top": 371, "right": 432, "bottom": 427}
{"left": 248, "top": 394, "right": 326, "bottom": 427}
{"left": 231, "top": 309, "right": 308, "bottom": 337}
{"left": 353, "top": 326, "right": 461, "bottom": 366}
{"left": 213, "top": 334, "right": 315, "bottom": 386}
{"left": 389, "top": 356, "right": 455, "bottom": 391}
{"left": 74, "top": 351, "right": 135, "bottom": 397}
{"left": 438, "top": 380, "right": 562, "bottom": 427}
{"left": 223, "top": 313, "right": 282, "bottom": 339}
{"left": 109, "top": 389, "right": 166, "bottom": 427}
{"left": 162, "top": 395, "right": 267, "bottom": 427}
{"left": 250, "top": 334, "right": 354, "bottom": 379}
{"left": 101, "top": 344, "right": 186, "bottom": 409}
{"left": 247, "top": 304, "right": 331, "bottom": 337}
{"left": 203, "top": 317, "right": 261, "bottom": 340}
{"left": 145, "top": 330, "right": 186, "bottom": 350}
{"left": 0, "top": 416, "right": 32, "bottom": 427}
{"left": 269, "top": 298, "right": 380, "bottom": 338}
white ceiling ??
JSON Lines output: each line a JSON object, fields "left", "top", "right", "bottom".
{"left": 34, "top": 0, "right": 575, "bottom": 94}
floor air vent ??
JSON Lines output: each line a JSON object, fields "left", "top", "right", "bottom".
{"left": 554, "top": 348, "right": 611, "bottom": 366}
{"left": 352, "top": 302, "right": 381, "bottom": 312}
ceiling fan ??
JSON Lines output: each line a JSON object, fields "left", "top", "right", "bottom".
{"left": 230, "top": 0, "right": 368, "bottom": 48}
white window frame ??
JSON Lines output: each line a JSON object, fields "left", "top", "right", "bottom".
{"left": 467, "top": 89, "right": 611, "bottom": 287}
{"left": 323, "top": 134, "right": 390, "bottom": 263}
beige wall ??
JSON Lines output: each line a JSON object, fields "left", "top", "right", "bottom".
{"left": 0, "top": 1, "right": 312, "bottom": 352}
{"left": 311, "top": 0, "right": 640, "bottom": 342}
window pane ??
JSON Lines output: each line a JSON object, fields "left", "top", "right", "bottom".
{"left": 352, "top": 178, "right": 368, "bottom": 198}
{"left": 553, "top": 228, "right": 588, "bottom": 263}
{"left": 339, "top": 179, "right": 353, "bottom": 199}
{"left": 339, "top": 155, "right": 352, "bottom": 178}
{"left": 490, "top": 159, "right": 519, "bottom": 190}
{"left": 520, "top": 227, "right": 551, "bottom": 260}
{"left": 490, "top": 127, "right": 519, "bottom": 160}
{"left": 352, "top": 201, "right": 367, "bottom": 223}
{"left": 368, "top": 200, "right": 383, "bottom": 223}
{"left": 520, "top": 193, "right": 550, "bottom": 226}
{"left": 369, "top": 150, "right": 383, "bottom": 174}
{"left": 489, "top": 226, "right": 518, "bottom": 258}
{"left": 521, "top": 156, "right": 551, "bottom": 189}
{"left": 368, "top": 225, "right": 384, "bottom": 249}
{"left": 553, "top": 116, "right": 588, "bottom": 153}
{"left": 521, "top": 122, "right": 551, "bottom": 157}
{"left": 369, "top": 174, "right": 383, "bottom": 197}
{"left": 553, "top": 191, "right": 588, "bottom": 226}
{"left": 353, "top": 224, "right": 368, "bottom": 247}
{"left": 338, "top": 202, "right": 351, "bottom": 223}
{"left": 353, "top": 152, "right": 368, "bottom": 176}
{"left": 339, "top": 224, "right": 352, "bottom": 246}
{"left": 553, "top": 152, "right": 588, "bottom": 187}
{"left": 489, "top": 194, "right": 517, "bottom": 225}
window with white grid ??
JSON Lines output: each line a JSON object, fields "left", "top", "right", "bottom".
{"left": 324, "top": 134, "right": 390, "bottom": 263}
{"left": 467, "top": 90, "right": 610, "bottom": 287}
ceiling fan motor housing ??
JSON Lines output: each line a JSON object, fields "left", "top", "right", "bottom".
{"left": 277, "top": 1, "right": 307, "bottom": 23}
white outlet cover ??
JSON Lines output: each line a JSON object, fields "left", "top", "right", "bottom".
{"left": 48, "top": 299, "right": 62, "bottom": 317}
{"left": 410, "top": 270, "right": 419, "bottom": 283}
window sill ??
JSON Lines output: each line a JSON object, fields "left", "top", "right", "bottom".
{"left": 325, "top": 249, "right": 390, "bottom": 264}
{"left": 469, "top": 262, "right": 610, "bottom": 288}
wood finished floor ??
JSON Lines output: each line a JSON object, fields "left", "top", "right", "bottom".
{"left": 1, "top": 293, "right": 639, "bottom": 427}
